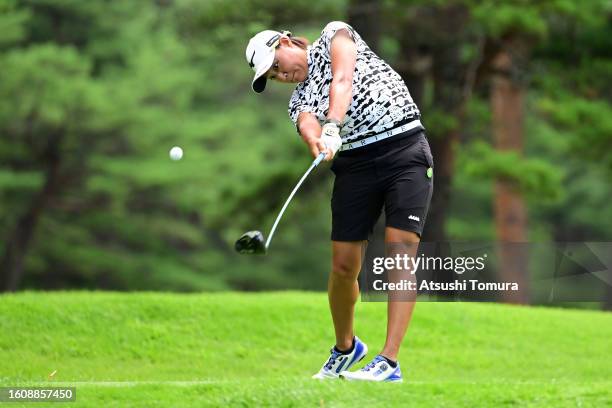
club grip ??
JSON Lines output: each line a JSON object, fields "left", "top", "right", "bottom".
{"left": 313, "top": 152, "right": 326, "bottom": 167}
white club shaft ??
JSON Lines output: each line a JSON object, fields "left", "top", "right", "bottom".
{"left": 265, "top": 152, "right": 326, "bottom": 249}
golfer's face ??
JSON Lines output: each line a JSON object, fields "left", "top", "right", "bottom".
{"left": 266, "top": 43, "right": 307, "bottom": 84}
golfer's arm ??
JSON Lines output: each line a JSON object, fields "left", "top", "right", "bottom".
{"left": 297, "top": 112, "right": 322, "bottom": 146}
{"left": 327, "top": 30, "right": 356, "bottom": 123}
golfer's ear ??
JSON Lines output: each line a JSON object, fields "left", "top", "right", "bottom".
{"left": 279, "top": 36, "right": 291, "bottom": 47}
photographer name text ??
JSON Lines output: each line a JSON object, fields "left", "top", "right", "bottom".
{"left": 372, "top": 279, "right": 519, "bottom": 292}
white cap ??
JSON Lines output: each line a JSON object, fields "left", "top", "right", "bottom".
{"left": 245, "top": 30, "right": 287, "bottom": 93}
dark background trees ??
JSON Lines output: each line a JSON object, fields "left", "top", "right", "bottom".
{"left": 1, "top": 0, "right": 610, "bottom": 308}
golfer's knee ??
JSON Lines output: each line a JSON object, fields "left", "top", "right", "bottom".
{"left": 331, "top": 258, "right": 360, "bottom": 281}
{"left": 385, "top": 227, "right": 420, "bottom": 245}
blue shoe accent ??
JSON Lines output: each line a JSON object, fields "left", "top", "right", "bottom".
{"left": 343, "top": 355, "right": 403, "bottom": 382}
{"left": 335, "top": 338, "right": 366, "bottom": 373}
{"left": 362, "top": 355, "right": 386, "bottom": 372}
{"left": 313, "top": 336, "right": 369, "bottom": 380}
{"left": 386, "top": 367, "right": 403, "bottom": 382}
{"left": 324, "top": 349, "right": 343, "bottom": 371}
{"left": 346, "top": 339, "right": 365, "bottom": 367}
{"left": 335, "top": 355, "right": 349, "bottom": 373}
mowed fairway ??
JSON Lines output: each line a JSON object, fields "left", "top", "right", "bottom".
{"left": 0, "top": 292, "right": 611, "bottom": 407}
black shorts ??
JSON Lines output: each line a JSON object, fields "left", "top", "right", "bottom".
{"left": 330, "top": 130, "right": 434, "bottom": 241}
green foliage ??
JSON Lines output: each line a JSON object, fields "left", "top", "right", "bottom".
{"left": 1, "top": 0, "right": 611, "bottom": 291}
{"left": 422, "top": 108, "right": 459, "bottom": 138}
{"left": 449, "top": 0, "right": 611, "bottom": 242}
{"left": 472, "top": 1, "right": 547, "bottom": 38}
{"left": 448, "top": 141, "right": 495, "bottom": 241}
{"left": 537, "top": 96, "right": 612, "bottom": 173}
{"left": 0, "top": 0, "right": 30, "bottom": 47}
{"left": 0, "top": 44, "right": 91, "bottom": 128}
{"left": 0, "top": 0, "right": 342, "bottom": 292}
{"left": 524, "top": 17, "right": 612, "bottom": 239}
{"left": 460, "top": 140, "right": 563, "bottom": 200}
{"left": 471, "top": 0, "right": 610, "bottom": 40}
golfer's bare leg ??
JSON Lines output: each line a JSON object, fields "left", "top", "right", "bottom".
{"left": 380, "top": 227, "right": 420, "bottom": 361}
{"left": 329, "top": 240, "right": 365, "bottom": 350}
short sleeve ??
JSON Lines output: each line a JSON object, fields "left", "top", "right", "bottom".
{"left": 319, "top": 21, "right": 357, "bottom": 55}
{"left": 288, "top": 89, "right": 315, "bottom": 130}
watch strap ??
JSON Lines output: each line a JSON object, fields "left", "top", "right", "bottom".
{"left": 323, "top": 118, "right": 342, "bottom": 130}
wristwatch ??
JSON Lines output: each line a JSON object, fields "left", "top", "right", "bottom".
{"left": 323, "top": 118, "right": 342, "bottom": 130}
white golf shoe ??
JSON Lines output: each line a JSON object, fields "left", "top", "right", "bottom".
{"left": 340, "top": 355, "right": 403, "bottom": 382}
{"left": 312, "top": 336, "right": 368, "bottom": 379}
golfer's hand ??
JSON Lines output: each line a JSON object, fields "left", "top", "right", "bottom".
{"left": 310, "top": 139, "right": 327, "bottom": 159}
{"left": 306, "top": 136, "right": 332, "bottom": 161}
{"left": 320, "top": 122, "right": 342, "bottom": 161}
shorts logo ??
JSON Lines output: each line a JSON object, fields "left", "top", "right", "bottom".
{"left": 408, "top": 215, "right": 420, "bottom": 222}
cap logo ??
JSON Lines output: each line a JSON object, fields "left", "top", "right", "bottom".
{"left": 266, "top": 34, "right": 281, "bottom": 47}
{"left": 248, "top": 50, "right": 256, "bottom": 68}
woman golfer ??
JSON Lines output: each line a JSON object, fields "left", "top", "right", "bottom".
{"left": 245, "top": 21, "right": 433, "bottom": 382}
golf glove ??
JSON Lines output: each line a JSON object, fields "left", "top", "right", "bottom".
{"left": 321, "top": 122, "right": 342, "bottom": 158}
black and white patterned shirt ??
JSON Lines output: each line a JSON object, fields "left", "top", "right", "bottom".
{"left": 288, "top": 21, "right": 422, "bottom": 144}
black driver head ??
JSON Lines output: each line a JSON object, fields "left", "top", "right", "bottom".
{"left": 235, "top": 230, "right": 267, "bottom": 255}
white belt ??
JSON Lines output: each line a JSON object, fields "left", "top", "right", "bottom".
{"left": 339, "top": 120, "right": 423, "bottom": 151}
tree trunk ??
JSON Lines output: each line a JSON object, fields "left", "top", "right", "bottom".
{"left": 348, "top": 0, "right": 381, "bottom": 53}
{"left": 1, "top": 135, "right": 61, "bottom": 291}
{"left": 402, "top": 6, "right": 472, "bottom": 299}
{"left": 395, "top": 5, "right": 473, "bottom": 245}
{"left": 424, "top": 55, "right": 463, "bottom": 299}
{"left": 348, "top": 0, "right": 386, "bottom": 262}
{"left": 490, "top": 36, "right": 530, "bottom": 304}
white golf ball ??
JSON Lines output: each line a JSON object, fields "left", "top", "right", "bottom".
{"left": 169, "top": 146, "right": 183, "bottom": 161}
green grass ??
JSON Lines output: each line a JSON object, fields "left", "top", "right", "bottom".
{"left": 0, "top": 292, "right": 611, "bottom": 407}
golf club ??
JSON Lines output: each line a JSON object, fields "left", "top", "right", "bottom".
{"left": 235, "top": 151, "right": 326, "bottom": 254}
